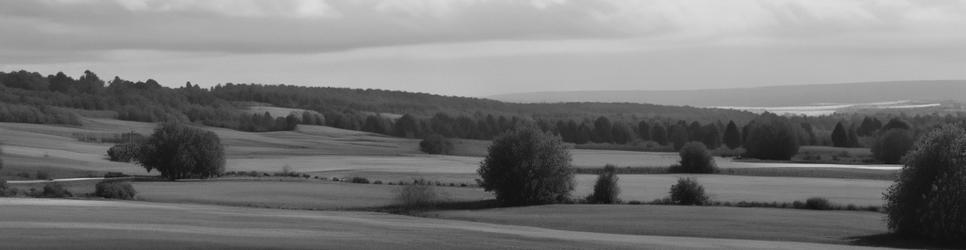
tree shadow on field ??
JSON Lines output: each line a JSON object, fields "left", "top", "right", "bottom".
{"left": 848, "top": 233, "right": 965, "bottom": 249}
{"left": 375, "top": 199, "right": 504, "bottom": 216}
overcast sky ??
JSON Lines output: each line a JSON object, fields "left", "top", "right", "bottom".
{"left": 1, "top": 0, "right": 965, "bottom": 97}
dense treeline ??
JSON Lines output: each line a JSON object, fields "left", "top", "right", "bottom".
{"left": 3, "top": 70, "right": 966, "bottom": 157}
{"left": 0, "top": 70, "right": 309, "bottom": 131}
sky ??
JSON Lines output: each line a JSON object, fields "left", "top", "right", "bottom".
{"left": 1, "top": 0, "right": 965, "bottom": 97}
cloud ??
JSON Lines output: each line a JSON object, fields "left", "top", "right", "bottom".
{"left": 2, "top": 0, "right": 965, "bottom": 62}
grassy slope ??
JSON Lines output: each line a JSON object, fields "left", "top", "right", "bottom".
{"left": 432, "top": 204, "right": 887, "bottom": 246}
{"left": 0, "top": 198, "right": 881, "bottom": 250}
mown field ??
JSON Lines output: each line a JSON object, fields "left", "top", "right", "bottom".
{"left": 1, "top": 118, "right": 897, "bottom": 208}
{"left": 431, "top": 205, "right": 887, "bottom": 245}
{"left": 573, "top": 174, "right": 890, "bottom": 206}
{"left": 0, "top": 117, "right": 908, "bottom": 249}
{"left": 133, "top": 180, "right": 491, "bottom": 210}
{"left": 0, "top": 198, "right": 884, "bottom": 250}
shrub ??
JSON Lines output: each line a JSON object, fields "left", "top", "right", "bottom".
{"left": 0, "top": 177, "right": 7, "bottom": 195}
{"left": 871, "top": 129, "right": 915, "bottom": 164}
{"left": 884, "top": 125, "right": 966, "bottom": 243}
{"left": 804, "top": 197, "right": 832, "bottom": 210}
{"left": 94, "top": 181, "right": 137, "bottom": 200}
{"left": 137, "top": 122, "right": 225, "bottom": 180}
{"left": 349, "top": 177, "right": 370, "bottom": 184}
{"left": 395, "top": 179, "right": 439, "bottom": 210}
{"left": 419, "top": 134, "right": 454, "bottom": 155}
{"left": 742, "top": 113, "right": 800, "bottom": 160}
{"left": 374, "top": 180, "right": 383, "bottom": 184}
{"left": 669, "top": 177, "right": 709, "bottom": 205}
{"left": 671, "top": 142, "right": 717, "bottom": 173}
{"left": 478, "top": 126, "right": 575, "bottom": 206}
{"left": 35, "top": 170, "right": 50, "bottom": 180}
{"left": 42, "top": 182, "right": 71, "bottom": 198}
{"left": 107, "top": 143, "right": 139, "bottom": 162}
{"left": 586, "top": 165, "right": 620, "bottom": 204}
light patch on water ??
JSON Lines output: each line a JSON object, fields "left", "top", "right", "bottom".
{"left": 713, "top": 100, "right": 941, "bottom": 116}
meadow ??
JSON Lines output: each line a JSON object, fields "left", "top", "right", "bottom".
{"left": 0, "top": 117, "right": 906, "bottom": 248}
{"left": 431, "top": 204, "right": 887, "bottom": 245}
{"left": 0, "top": 198, "right": 880, "bottom": 250}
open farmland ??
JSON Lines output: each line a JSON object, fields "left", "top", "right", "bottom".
{"left": 0, "top": 199, "right": 884, "bottom": 250}
{"left": 133, "top": 180, "right": 492, "bottom": 210}
{"left": 432, "top": 205, "right": 887, "bottom": 245}
{"left": 573, "top": 174, "right": 890, "bottom": 206}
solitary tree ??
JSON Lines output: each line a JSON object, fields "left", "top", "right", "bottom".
{"left": 419, "top": 134, "right": 453, "bottom": 155}
{"left": 884, "top": 125, "right": 966, "bottom": 243}
{"left": 137, "top": 123, "right": 225, "bottom": 180}
{"left": 669, "top": 177, "right": 710, "bottom": 205}
{"left": 743, "top": 113, "right": 800, "bottom": 160}
{"left": 831, "top": 122, "right": 850, "bottom": 147}
{"left": 723, "top": 121, "right": 741, "bottom": 149}
{"left": 672, "top": 142, "right": 717, "bottom": 173}
{"left": 478, "top": 126, "right": 575, "bottom": 206}
{"left": 587, "top": 165, "right": 620, "bottom": 204}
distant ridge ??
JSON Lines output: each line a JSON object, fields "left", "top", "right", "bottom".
{"left": 488, "top": 80, "right": 966, "bottom": 107}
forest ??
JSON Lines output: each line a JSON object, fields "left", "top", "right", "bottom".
{"left": 1, "top": 70, "right": 964, "bottom": 151}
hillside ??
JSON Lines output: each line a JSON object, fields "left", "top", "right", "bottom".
{"left": 489, "top": 80, "right": 966, "bottom": 107}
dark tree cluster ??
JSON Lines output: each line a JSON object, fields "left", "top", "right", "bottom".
{"left": 137, "top": 123, "right": 225, "bottom": 180}
{"left": 419, "top": 134, "right": 454, "bottom": 155}
{"left": 885, "top": 125, "right": 966, "bottom": 244}
{"left": 742, "top": 113, "right": 800, "bottom": 160}
{"left": 478, "top": 126, "right": 575, "bottom": 206}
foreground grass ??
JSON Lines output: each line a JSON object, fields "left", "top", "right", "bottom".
{"left": 133, "top": 180, "right": 493, "bottom": 210}
{"left": 430, "top": 204, "right": 888, "bottom": 246}
{"left": 0, "top": 198, "right": 886, "bottom": 249}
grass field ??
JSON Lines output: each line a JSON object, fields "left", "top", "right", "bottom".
{"left": 431, "top": 204, "right": 887, "bottom": 245}
{"left": 133, "top": 180, "right": 492, "bottom": 210}
{"left": 573, "top": 174, "right": 890, "bottom": 206}
{"left": 0, "top": 198, "right": 884, "bottom": 250}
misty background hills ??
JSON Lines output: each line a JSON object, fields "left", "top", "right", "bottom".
{"left": 489, "top": 80, "right": 966, "bottom": 107}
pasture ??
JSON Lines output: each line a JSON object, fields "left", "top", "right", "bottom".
{"left": 572, "top": 174, "right": 890, "bottom": 206}
{"left": 0, "top": 198, "right": 884, "bottom": 250}
{"left": 432, "top": 204, "right": 887, "bottom": 245}
{"left": 133, "top": 180, "right": 491, "bottom": 210}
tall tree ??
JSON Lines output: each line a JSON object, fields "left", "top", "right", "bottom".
{"left": 637, "top": 121, "right": 651, "bottom": 141}
{"left": 831, "top": 122, "right": 849, "bottom": 147}
{"left": 669, "top": 124, "right": 689, "bottom": 151}
{"left": 651, "top": 124, "right": 668, "bottom": 145}
{"left": 743, "top": 113, "right": 800, "bottom": 160}
{"left": 610, "top": 122, "right": 635, "bottom": 145}
{"left": 592, "top": 116, "right": 612, "bottom": 143}
{"left": 723, "top": 121, "right": 742, "bottom": 149}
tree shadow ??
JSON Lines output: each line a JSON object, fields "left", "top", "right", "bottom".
{"left": 848, "top": 233, "right": 964, "bottom": 249}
